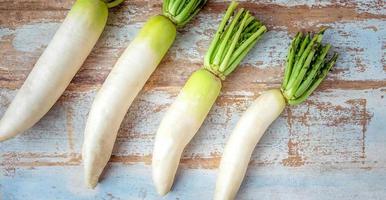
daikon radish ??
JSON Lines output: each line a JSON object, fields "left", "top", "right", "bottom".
{"left": 0, "top": 0, "right": 125, "bottom": 141}
{"left": 214, "top": 29, "right": 338, "bottom": 200}
{"left": 152, "top": 1, "right": 267, "bottom": 195}
{"left": 82, "top": 0, "right": 207, "bottom": 188}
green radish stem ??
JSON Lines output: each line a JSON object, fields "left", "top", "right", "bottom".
{"left": 282, "top": 32, "right": 302, "bottom": 88}
{"left": 163, "top": 0, "right": 207, "bottom": 27}
{"left": 204, "top": 1, "right": 267, "bottom": 79}
{"left": 294, "top": 44, "right": 331, "bottom": 97}
{"left": 290, "top": 53, "right": 338, "bottom": 105}
{"left": 82, "top": 0, "right": 206, "bottom": 189}
{"left": 0, "top": 0, "right": 124, "bottom": 142}
{"left": 282, "top": 28, "right": 338, "bottom": 105}
{"left": 152, "top": 1, "right": 267, "bottom": 196}
{"left": 215, "top": 29, "right": 338, "bottom": 200}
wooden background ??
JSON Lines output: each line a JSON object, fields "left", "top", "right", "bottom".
{"left": 0, "top": 0, "right": 385, "bottom": 199}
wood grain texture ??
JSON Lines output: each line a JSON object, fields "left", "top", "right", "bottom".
{"left": 0, "top": 0, "right": 385, "bottom": 199}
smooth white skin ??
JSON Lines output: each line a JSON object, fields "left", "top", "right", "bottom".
{"left": 82, "top": 40, "right": 161, "bottom": 188}
{"left": 152, "top": 69, "right": 221, "bottom": 196}
{"left": 214, "top": 89, "right": 286, "bottom": 200}
{"left": 82, "top": 15, "right": 176, "bottom": 188}
{"left": 0, "top": 5, "right": 106, "bottom": 141}
{"left": 152, "top": 92, "right": 203, "bottom": 196}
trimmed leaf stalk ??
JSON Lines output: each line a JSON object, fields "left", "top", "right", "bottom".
{"left": 215, "top": 29, "right": 338, "bottom": 200}
{"left": 152, "top": 1, "right": 267, "bottom": 196}
{"left": 0, "top": 0, "right": 124, "bottom": 141}
{"left": 82, "top": 0, "right": 207, "bottom": 188}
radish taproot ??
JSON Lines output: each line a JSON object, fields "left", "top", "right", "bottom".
{"left": 152, "top": 1, "right": 267, "bottom": 195}
{"left": 0, "top": 0, "right": 125, "bottom": 141}
{"left": 82, "top": 0, "right": 207, "bottom": 188}
{"left": 214, "top": 29, "right": 338, "bottom": 200}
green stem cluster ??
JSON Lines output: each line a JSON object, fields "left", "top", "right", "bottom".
{"left": 281, "top": 29, "right": 338, "bottom": 105}
{"left": 204, "top": 1, "right": 267, "bottom": 80}
{"left": 163, "top": 0, "right": 207, "bottom": 27}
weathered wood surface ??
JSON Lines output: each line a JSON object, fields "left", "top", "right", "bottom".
{"left": 0, "top": 0, "right": 385, "bottom": 199}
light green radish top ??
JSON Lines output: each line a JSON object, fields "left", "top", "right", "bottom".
{"left": 134, "top": 0, "right": 207, "bottom": 57}
{"left": 135, "top": 16, "right": 177, "bottom": 57}
{"left": 281, "top": 29, "right": 338, "bottom": 105}
{"left": 69, "top": 0, "right": 126, "bottom": 31}
{"left": 204, "top": 1, "right": 267, "bottom": 80}
{"left": 181, "top": 69, "right": 222, "bottom": 120}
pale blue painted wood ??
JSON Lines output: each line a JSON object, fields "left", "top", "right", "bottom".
{"left": 2, "top": 164, "right": 386, "bottom": 200}
{"left": 1, "top": 86, "right": 385, "bottom": 199}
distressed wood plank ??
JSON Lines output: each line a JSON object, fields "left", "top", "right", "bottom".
{"left": 2, "top": 164, "right": 386, "bottom": 200}
{"left": 1, "top": 0, "right": 386, "bottom": 199}
{"left": 0, "top": 3, "right": 385, "bottom": 91}
{"left": 1, "top": 88, "right": 385, "bottom": 167}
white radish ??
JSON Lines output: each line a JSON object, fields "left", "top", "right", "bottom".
{"left": 0, "top": 0, "right": 124, "bottom": 141}
{"left": 83, "top": 15, "right": 176, "bottom": 188}
{"left": 82, "top": 0, "right": 207, "bottom": 188}
{"left": 214, "top": 30, "right": 339, "bottom": 199}
{"left": 214, "top": 89, "right": 285, "bottom": 200}
{"left": 153, "top": 69, "right": 221, "bottom": 195}
{"left": 152, "top": 2, "right": 267, "bottom": 195}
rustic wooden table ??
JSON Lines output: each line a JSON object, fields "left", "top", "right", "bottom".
{"left": 0, "top": 0, "right": 385, "bottom": 199}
